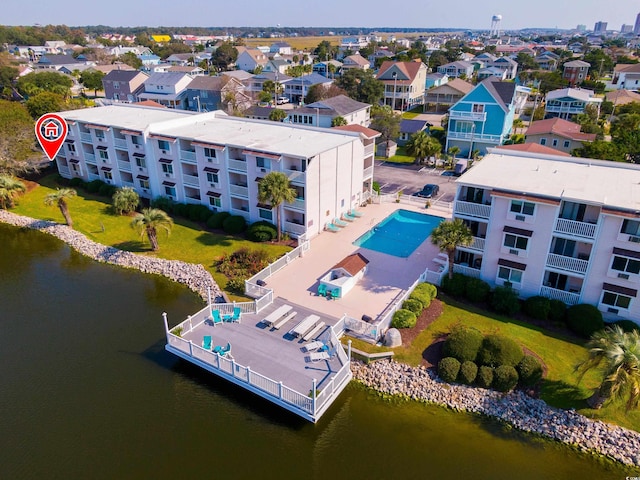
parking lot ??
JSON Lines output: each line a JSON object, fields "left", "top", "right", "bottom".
{"left": 373, "top": 160, "right": 458, "bottom": 203}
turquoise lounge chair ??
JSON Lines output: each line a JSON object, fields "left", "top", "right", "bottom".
{"left": 219, "top": 342, "right": 233, "bottom": 359}
{"left": 343, "top": 211, "right": 358, "bottom": 221}
{"left": 350, "top": 208, "right": 363, "bottom": 217}
{"left": 325, "top": 223, "right": 340, "bottom": 232}
{"left": 317, "top": 283, "right": 327, "bottom": 296}
{"left": 231, "top": 307, "right": 242, "bottom": 323}
{"left": 334, "top": 217, "right": 348, "bottom": 227}
{"left": 202, "top": 335, "right": 212, "bottom": 350}
{"left": 331, "top": 289, "right": 340, "bottom": 299}
{"left": 211, "top": 309, "right": 223, "bottom": 326}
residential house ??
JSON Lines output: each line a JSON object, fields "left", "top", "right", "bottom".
{"left": 340, "top": 37, "right": 369, "bottom": 50}
{"left": 494, "top": 143, "right": 571, "bottom": 157}
{"left": 474, "top": 52, "right": 498, "bottom": 63}
{"left": 489, "top": 57, "right": 518, "bottom": 80}
{"left": 167, "top": 66, "right": 206, "bottom": 76}
{"left": 437, "top": 61, "right": 475, "bottom": 79}
{"left": 544, "top": 88, "right": 602, "bottom": 119}
{"left": 605, "top": 89, "right": 640, "bottom": 106}
{"left": 138, "top": 54, "right": 161, "bottom": 66}
{"left": 451, "top": 149, "right": 640, "bottom": 325}
{"left": 243, "top": 105, "right": 274, "bottom": 121}
{"left": 477, "top": 67, "right": 507, "bottom": 81}
{"left": 426, "top": 72, "right": 448, "bottom": 89}
{"left": 446, "top": 77, "right": 519, "bottom": 156}
{"left": 166, "top": 53, "right": 195, "bottom": 66}
{"left": 102, "top": 70, "right": 149, "bottom": 103}
{"left": 55, "top": 104, "right": 374, "bottom": 240}
{"left": 341, "top": 54, "right": 370, "bottom": 71}
{"left": 524, "top": 117, "right": 596, "bottom": 154}
{"left": 611, "top": 63, "right": 640, "bottom": 90}
{"left": 534, "top": 55, "right": 558, "bottom": 71}
{"left": 282, "top": 73, "right": 333, "bottom": 105}
{"left": 312, "top": 60, "right": 343, "bottom": 78}
{"left": 137, "top": 72, "right": 194, "bottom": 109}
{"left": 222, "top": 70, "right": 255, "bottom": 83}
{"left": 286, "top": 95, "right": 371, "bottom": 128}
{"left": 397, "top": 119, "right": 430, "bottom": 145}
{"left": 244, "top": 72, "right": 291, "bottom": 99}
{"left": 34, "top": 54, "right": 93, "bottom": 73}
{"left": 235, "top": 47, "right": 269, "bottom": 72}
{"left": 269, "top": 42, "right": 292, "bottom": 55}
{"left": 376, "top": 61, "right": 428, "bottom": 111}
{"left": 562, "top": 60, "right": 591, "bottom": 86}
{"left": 184, "top": 75, "right": 251, "bottom": 113}
{"left": 93, "top": 64, "right": 135, "bottom": 75}
{"left": 423, "top": 78, "right": 475, "bottom": 112}
{"left": 263, "top": 58, "right": 290, "bottom": 75}
{"left": 368, "top": 49, "right": 394, "bottom": 67}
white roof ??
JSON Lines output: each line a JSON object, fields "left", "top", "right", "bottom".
{"left": 457, "top": 151, "right": 640, "bottom": 212}
{"left": 58, "top": 104, "right": 195, "bottom": 131}
{"left": 546, "top": 88, "right": 601, "bottom": 103}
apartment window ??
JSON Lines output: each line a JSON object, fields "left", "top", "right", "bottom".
{"left": 161, "top": 163, "right": 173, "bottom": 175}
{"left": 472, "top": 104, "right": 485, "bottom": 113}
{"left": 95, "top": 130, "right": 105, "bottom": 140}
{"left": 257, "top": 157, "right": 271, "bottom": 169}
{"left": 131, "top": 135, "right": 142, "bottom": 146}
{"left": 552, "top": 139, "right": 558, "bottom": 147}
{"left": 67, "top": 143, "right": 76, "bottom": 153}
{"left": 99, "top": 150, "right": 109, "bottom": 160}
{"left": 201, "top": 90, "right": 208, "bottom": 99}
{"left": 540, "top": 138, "right": 547, "bottom": 146}
{"left": 139, "top": 179, "right": 149, "bottom": 189}
{"left": 563, "top": 140, "right": 570, "bottom": 148}
{"left": 601, "top": 291, "right": 631, "bottom": 309}
{"left": 611, "top": 256, "right": 640, "bottom": 275}
{"left": 498, "top": 266, "right": 523, "bottom": 284}
{"left": 206, "top": 172, "right": 219, "bottom": 184}
{"left": 158, "top": 140, "right": 170, "bottom": 151}
{"left": 510, "top": 200, "right": 535, "bottom": 216}
{"left": 504, "top": 234, "right": 528, "bottom": 251}
{"left": 258, "top": 208, "right": 273, "bottom": 220}
{"left": 135, "top": 157, "right": 146, "bottom": 168}
{"left": 103, "top": 171, "right": 113, "bottom": 180}
{"left": 209, "top": 196, "right": 221, "bottom": 208}
{"left": 204, "top": 148, "right": 217, "bottom": 159}
{"left": 621, "top": 219, "right": 640, "bottom": 236}
{"left": 113, "top": 82, "right": 120, "bottom": 89}
{"left": 165, "top": 186, "right": 176, "bottom": 197}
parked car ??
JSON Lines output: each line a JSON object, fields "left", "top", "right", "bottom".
{"left": 276, "top": 96, "right": 289, "bottom": 105}
{"left": 413, "top": 184, "right": 440, "bottom": 198}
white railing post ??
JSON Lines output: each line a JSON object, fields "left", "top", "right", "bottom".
{"left": 189, "top": 340, "right": 193, "bottom": 356}
{"left": 348, "top": 339, "right": 352, "bottom": 361}
{"left": 188, "top": 315, "right": 192, "bottom": 332}
{"left": 207, "top": 286, "right": 212, "bottom": 307}
{"left": 231, "top": 359, "right": 236, "bottom": 377}
{"left": 162, "top": 312, "right": 169, "bottom": 334}
{"left": 279, "top": 381, "right": 283, "bottom": 399}
{"left": 247, "top": 366, "right": 251, "bottom": 385}
{"left": 312, "top": 378, "right": 317, "bottom": 415}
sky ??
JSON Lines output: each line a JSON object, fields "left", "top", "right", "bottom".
{"left": 3, "top": 0, "right": 639, "bottom": 31}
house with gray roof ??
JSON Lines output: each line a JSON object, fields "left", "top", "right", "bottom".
{"left": 397, "top": 119, "right": 431, "bottom": 145}
{"left": 102, "top": 69, "right": 149, "bottom": 102}
{"left": 137, "top": 72, "right": 194, "bottom": 109}
{"left": 282, "top": 73, "right": 333, "bottom": 104}
{"left": 544, "top": 87, "right": 602, "bottom": 119}
{"left": 286, "top": 95, "right": 371, "bottom": 128}
{"left": 184, "top": 75, "right": 251, "bottom": 113}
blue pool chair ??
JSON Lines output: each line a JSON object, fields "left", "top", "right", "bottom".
{"left": 231, "top": 307, "right": 242, "bottom": 323}
{"left": 318, "top": 284, "right": 327, "bottom": 297}
{"left": 211, "top": 309, "right": 223, "bottom": 326}
{"left": 202, "top": 335, "right": 212, "bottom": 350}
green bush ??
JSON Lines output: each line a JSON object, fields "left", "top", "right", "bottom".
{"left": 477, "top": 334, "right": 524, "bottom": 367}
{"left": 151, "top": 196, "right": 174, "bottom": 213}
{"left": 226, "top": 277, "right": 246, "bottom": 293}
{"left": 85, "top": 179, "right": 104, "bottom": 193}
{"left": 490, "top": 286, "right": 521, "bottom": 316}
{"left": 414, "top": 283, "right": 437, "bottom": 301}
{"left": 612, "top": 319, "right": 640, "bottom": 333}
{"left": 408, "top": 288, "right": 431, "bottom": 310}
{"left": 68, "top": 177, "right": 85, "bottom": 188}
{"left": 458, "top": 360, "right": 478, "bottom": 385}
{"left": 112, "top": 187, "right": 140, "bottom": 215}
{"left": 172, "top": 202, "right": 189, "bottom": 218}
{"left": 523, "top": 296, "right": 551, "bottom": 320}
{"left": 549, "top": 299, "right": 567, "bottom": 322}
{"left": 207, "top": 211, "right": 231, "bottom": 229}
{"left": 98, "top": 183, "right": 116, "bottom": 197}
{"left": 465, "top": 277, "right": 491, "bottom": 303}
{"left": 517, "top": 355, "right": 543, "bottom": 387}
{"left": 391, "top": 309, "right": 417, "bottom": 329}
{"left": 188, "top": 204, "right": 212, "bottom": 222}
{"left": 442, "top": 273, "right": 468, "bottom": 297}
{"left": 438, "top": 357, "right": 461, "bottom": 383}
{"left": 443, "top": 325, "right": 483, "bottom": 362}
{"left": 372, "top": 181, "right": 381, "bottom": 194}
{"left": 402, "top": 298, "right": 424, "bottom": 315}
{"left": 247, "top": 221, "right": 278, "bottom": 242}
{"left": 566, "top": 304, "right": 604, "bottom": 338}
{"left": 222, "top": 215, "right": 247, "bottom": 234}
{"left": 476, "top": 366, "right": 494, "bottom": 389}
{"left": 493, "top": 365, "right": 519, "bottom": 392}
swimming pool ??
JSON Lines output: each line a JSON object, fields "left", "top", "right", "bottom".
{"left": 353, "top": 209, "right": 444, "bottom": 258}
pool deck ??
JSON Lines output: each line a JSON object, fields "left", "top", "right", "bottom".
{"left": 265, "top": 203, "right": 451, "bottom": 322}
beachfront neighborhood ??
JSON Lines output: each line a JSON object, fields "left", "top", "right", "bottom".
{"left": 3, "top": 15, "right": 640, "bottom": 467}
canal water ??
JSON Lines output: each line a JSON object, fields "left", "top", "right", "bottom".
{"left": 0, "top": 223, "right": 636, "bottom": 479}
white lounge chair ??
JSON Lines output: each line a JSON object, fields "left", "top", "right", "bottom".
{"left": 304, "top": 340, "right": 324, "bottom": 352}
{"left": 308, "top": 350, "right": 330, "bottom": 362}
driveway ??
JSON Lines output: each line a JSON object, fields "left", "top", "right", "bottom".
{"left": 373, "top": 161, "right": 458, "bottom": 203}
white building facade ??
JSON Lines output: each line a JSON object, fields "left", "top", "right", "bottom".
{"left": 452, "top": 150, "right": 640, "bottom": 325}
{"left": 55, "top": 105, "right": 373, "bottom": 239}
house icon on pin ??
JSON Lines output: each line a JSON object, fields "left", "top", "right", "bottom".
{"left": 43, "top": 120, "right": 59, "bottom": 139}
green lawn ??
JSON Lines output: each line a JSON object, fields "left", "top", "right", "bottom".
{"left": 349, "top": 297, "right": 640, "bottom": 433}
{"left": 375, "top": 146, "right": 416, "bottom": 164}
{"left": 13, "top": 175, "right": 291, "bottom": 299}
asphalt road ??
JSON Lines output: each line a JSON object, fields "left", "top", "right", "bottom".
{"left": 373, "top": 160, "right": 458, "bottom": 203}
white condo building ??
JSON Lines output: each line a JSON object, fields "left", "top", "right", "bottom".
{"left": 452, "top": 150, "right": 640, "bottom": 325}
{"left": 55, "top": 104, "right": 376, "bottom": 238}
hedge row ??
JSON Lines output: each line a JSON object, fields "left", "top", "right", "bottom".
{"left": 392, "top": 283, "right": 438, "bottom": 329}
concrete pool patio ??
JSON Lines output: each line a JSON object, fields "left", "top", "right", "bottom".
{"left": 265, "top": 202, "right": 451, "bottom": 323}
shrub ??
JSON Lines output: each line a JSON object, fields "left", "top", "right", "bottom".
{"left": 226, "top": 277, "right": 246, "bottom": 293}
{"left": 188, "top": 204, "right": 212, "bottom": 222}
{"left": 402, "top": 298, "right": 424, "bottom": 315}
{"left": 68, "top": 177, "right": 85, "bottom": 188}
{"left": 477, "top": 334, "right": 524, "bottom": 367}
{"left": 465, "top": 277, "right": 491, "bottom": 303}
{"left": 247, "top": 221, "right": 278, "bottom": 242}
{"left": 85, "top": 179, "right": 104, "bottom": 193}
{"left": 490, "top": 286, "right": 521, "bottom": 316}
{"left": 172, "top": 202, "right": 189, "bottom": 218}
{"left": 566, "top": 303, "right": 604, "bottom": 338}
{"left": 443, "top": 325, "right": 483, "bottom": 362}
{"left": 493, "top": 365, "right": 519, "bottom": 392}
{"left": 438, "top": 357, "right": 461, "bottom": 383}
{"left": 151, "top": 196, "right": 174, "bottom": 213}
{"left": 112, "top": 187, "right": 140, "bottom": 215}
{"left": 517, "top": 355, "right": 543, "bottom": 387}
{"left": 408, "top": 288, "right": 431, "bottom": 310}
{"left": 458, "top": 361, "right": 478, "bottom": 385}
{"left": 216, "top": 248, "right": 270, "bottom": 279}
{"left": 207, "top": 211, "right": 230, "bottom": 229}
{"left": 548, "top": 299, "right": 567, "bottom": 323}
{"left": 441, "top": 273, "right": 468, "bottom": 297}
{"left": 415, "top": 283, "right": 437, "bottom": 301}
{"left": 223, "top": 215, "right": 247, "bottom": 234}
{"left": 391, "top": 309, "right": 417, "bottom": 329}
{"left": 612, "top": 319, "right": 640, "bottom": 333}
{"left": 476, "top": 366, "right": 494, "bottom": 389}
{"left": 372, "top": 181, "right": 381, "bottom": 194}
{"left": 523, "top": 296, "right": 551, "bottom": 320}
{"left": 98, "top": 183, "right": 117, "bottom": 197}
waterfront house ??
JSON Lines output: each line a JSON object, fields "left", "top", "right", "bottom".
{"left": 544, "top": 88, "right": 602, "bottom": 120}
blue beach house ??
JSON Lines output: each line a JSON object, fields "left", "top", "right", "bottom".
{"left": 445, "top": 77, "right": 519, "bottom": 157}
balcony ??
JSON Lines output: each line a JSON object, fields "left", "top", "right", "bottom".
{"left": 229, "top": 184, "right": 249, "bottom": 197}
{"left": 363, "top": 166, "right": 374, "bottom": 179}
{"left": 182, "top": 173, "right": 200, "bottom": 187}
{"left": 454, "top": 200, "right": 491, "bottom": 219}
{"left": 80, "top": 133, "right": 92, "bottom": 143}
{"left": 449, "top": 110, "right": 487, "bottom": 121}
{"left": 284, "top": 168, "right": 306, "bottom": 184}
{"left": 117, "top": 160, "right": 132, "bottom": 171}
{"left": 114, "top": 138, "right": 127, "bottom": 149}
{"left": 287, "top": 198, "right": 305, "bottom": 211}
{"left": 554, "top": 218, "right": 597, "bottom": 239}
{"left": 228, "top": 159, "right": 248, "bottom": 172}
{"left": 453, "top": 264, "right": 481, "bottom": 278}
{"left": 539, "top": 286, "right": 581, "bottom": 305}
{"left": 447, "top": 131, "right": 502, "bottom": 143}
{"left": 180, "top": 150, "right": 197, "bottom": 163}
{"left": 364, "top": 144, "right": 375, "bottom": 157}
{"left": 84, "top": 153, "right": 96, "bottom": 163}
{"left": 468, "top": 236, "right": 486, "bottom": 252}
{"left": 58, "top": 165, "right": 70, "bottom": 176}
{"left": 546, "top": 253, "right": 589, "bottom": 275}
{"left": 284, "top": 221, "right": 306, "bottom": 235}
{"left": 545, "top": 105, "right": 586, "bottom": 115}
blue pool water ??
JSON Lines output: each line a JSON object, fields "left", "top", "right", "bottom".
{"left": 353, "top": 209, "right": 444, "bottom": 258}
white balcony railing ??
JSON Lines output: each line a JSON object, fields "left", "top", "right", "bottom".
{"left": 84, "top": 153, "right": 96, "bottom": 163}
{"left": 182, "top": 173, "right": 200, "bottom": 187}
{"left": 469, "top": 236, "right": 486, "bottom": 251}
{"left": 114, "top": 138, "right": 127, "bottom": 149}
{"left": 546, "top": 253, "right": 589, "bottom": 275}
{"left": 554, "top": 218, "right": 597, "bottom": 239}
{"left": 80, "top": 133, "right": 92, "bottom": 143}
{"left": 453, "top": 264, "right": 481, "bottom": 278}
{"left": 539, "top": 286, "right": 581, "bottom": 305}
{"left": 364, "top": 144, "right": 375, "bottom": 157}
{"left": 229, "top": 184, "right": 249, "bottom": 197}
{"left": 284, "top": 221, "right": 306, "bottom": 235}
{"left": 286, "top": 198, "right": 305, "bottom": 211}
{"left": 363, "top": 166, "right": 374, "bottom": 179}
{"left": 284, "top": 168, "right": 306, "bottom": 184}
{"left": 180, "top": 150, "right": 196, "bottom": 162}
{"left": 117, "top": 160, "right": 131, "bottom": 171}
{"left": 454, "top": 200, "right": 491, "bottom": 219}
{"left": 545, "top": 106, "right": 586, "bottom": 114}
{"left": 228, "top": 159, "right": 248, "bottom": 172}
{"left": 447, "top": 131, "right": 502, "bottom": 142}
{"left": 449, "top": 110, "right": 487, "bottom": 121}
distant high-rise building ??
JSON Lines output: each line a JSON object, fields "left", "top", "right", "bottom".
{"left": 577, "top": 24, "right": 587, "bottom": 32}
{"left": 594, "top": 21, "right": 608, "bottom": 34}
{"left": 622, "top": 24, "right": 633, "bottom": 33}
{"left": 634, "top": 12, "right": 640, "bottom": 34}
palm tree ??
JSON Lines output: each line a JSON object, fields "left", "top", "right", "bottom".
{"left": 406, "top": 132, "right": 441, "bottom": 165}
{"left": 575, "top": 325, "right": 640, "bottom": 410}
{"left": 44, "top": 188, "right": 77, "bottom": 227}
{"left": 512, "top": 118, "right": 525, "bottom": 135}
{"left": 257, "top": 171, "right": 296, "bottom": 242}
{"left": 130, "top": 208, "right": 174, "bottom": 252}
{"left": 430, "top": 219, "right": 473, "bottom": 279}
{"left": 112, "top": 186, "right": 140, "bottom": 215}
{"left": 0, "top": 175, "right": 26, "bottom": 209}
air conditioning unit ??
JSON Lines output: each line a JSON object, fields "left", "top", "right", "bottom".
{"left": 629, "top": 235, "right": 640, "bottom": 243}
{"left": 134, "top": 144, "right": 141, "bottom": 150}
{"left": 509, "top": 248, "right": 519, "bottom": 255}
{"left": 210, "top": 183, "right": 218, "bottom": 188}
{"left": 138, "top": 167, "right": 144, "bottom": 171}
{"left": 607, "top": 307, "right": 619, "bottom": 314}
{"left": 515, "top": 214, "right": 525, "bottom": 221}
{"left": 98, "top": 137, "right": 104, "bottom": 142}
{"left": 165, "top": 173, "right": 171, "bottom": 177}
{"left": 260, "top": 168, "right": 267, "bottom": 173}
{"left": 161, "top": 150, "right": 168, "bottom": 154}
{"left": 618, "top": 273, "right": 630, "bottom": 280}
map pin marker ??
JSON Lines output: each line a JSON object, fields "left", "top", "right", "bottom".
{"left": 35, "top": 113, "right": 68, "bottom": 161}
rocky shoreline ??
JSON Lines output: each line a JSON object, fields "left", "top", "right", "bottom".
{"left": 351, "top": 359, "right": 640, "bottom": 468}
{"left": 0, "top": 210, "right": 222, "bottom": 302}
